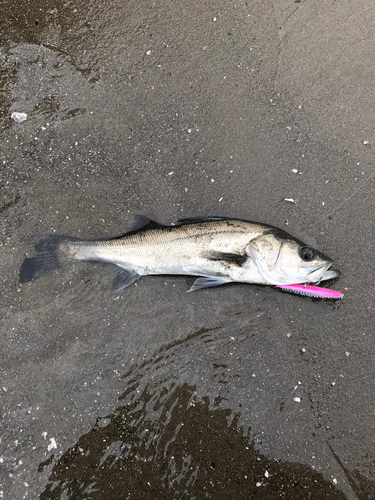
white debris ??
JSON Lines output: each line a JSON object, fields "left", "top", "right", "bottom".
{"left": 11, "top": 112, "right": 27, "bottom": 123}
{"left": 292, "top": 168, "right": 298, "bottom": 173}
{"left": 47, "top": 437, "right": 57, "bottom": 451}
{"left": 294, "top": 397, "right": 301, "bottom": 403}
{"left": 256, "top": 482, "right": 262, "bottom": 487}
{"left": 284, "top": 198, "right": 297, "bottom": 204}
{"left": 42, "top": 432, "right": 47, "bottom": 440}
{"left": 333, "top": 478, "right": 337, "bottom": 484}
{"left": 264, "top": 470, "right": 269, "bottom": 478}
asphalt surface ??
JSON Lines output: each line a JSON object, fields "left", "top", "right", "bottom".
{"left": 1, "top": 1, "right": 375, "bottom": 499}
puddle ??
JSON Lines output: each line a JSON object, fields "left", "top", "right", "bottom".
{"left": 39, "top": 329, "right": 348, "bottom": 499}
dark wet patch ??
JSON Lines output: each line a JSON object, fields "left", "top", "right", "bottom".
{"left": 38, "top": 454, "right": 54, "bottom": 473}
{"left": 0, "top": 0, "right": 58, "bottom": 47}
{"left": 38, "top": 328, "right": 351, "bottom": 499}
{"left": 32, "top": 96, "right": 60, "bottom": 117}
{"left": 62, "top": 108, "right": 86, "bottom": 120}
{"left": 328, "top": 443, "right": 375, "bottom": 500}
{"left": 0, "top": 195, "right": 20, "bottom": 214}
{"left": 40, "top": 382, "right": 347, "bottom": 500}
{"left": 0, "top": 52, "right": 18, "bottom": 132}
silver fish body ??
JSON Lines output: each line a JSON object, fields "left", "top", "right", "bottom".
{"left": 20, "top": 217, "right": 339, "bottom": 292}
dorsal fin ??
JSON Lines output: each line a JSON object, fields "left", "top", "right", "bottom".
{"left": 178, "top": 216, "right": 224, "bottom": 224}
{"left": 111, "top": 216, "right": 165, "bottom": 240}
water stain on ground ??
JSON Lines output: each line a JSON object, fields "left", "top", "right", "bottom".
{"left": 39, "top": 330, "right": 348, "bottom": 500}
{"left": 39, "top": 386, "right": 347, "bottom": 500}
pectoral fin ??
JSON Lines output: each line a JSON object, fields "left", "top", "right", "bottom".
{"left": 188, "top": 276, "right": 232, "bottom": 292}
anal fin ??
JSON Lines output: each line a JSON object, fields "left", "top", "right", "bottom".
{"left": 112, "top": 267, "right": 140, "bottom": 293}
{"left": 188, "top": 276, "right": 232, "bottom": 292}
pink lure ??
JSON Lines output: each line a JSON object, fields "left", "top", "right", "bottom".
{"left": 275, "top": 284, "right": 343, "bottom": 299}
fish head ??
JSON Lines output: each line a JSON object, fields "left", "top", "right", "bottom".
{"left": 248, "top": 230, "right": 339, "bottom": 285}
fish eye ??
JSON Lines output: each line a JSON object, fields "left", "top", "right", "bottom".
{"left": 299, "top": 246, "right": 315, "bottom": 261}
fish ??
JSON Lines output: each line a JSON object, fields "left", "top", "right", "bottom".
{"left": 20, "top": 216, "right": 340, "bottom": 293}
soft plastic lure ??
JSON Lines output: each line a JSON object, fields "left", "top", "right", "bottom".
{"left": 275, "top": 284, "right": 343, "bottom": 299}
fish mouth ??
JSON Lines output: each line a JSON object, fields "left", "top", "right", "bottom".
{"left": 307, "top": 262, "right": 340, "bottom": 282}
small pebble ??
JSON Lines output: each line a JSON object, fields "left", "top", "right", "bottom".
{"left": 294, "top": 397, "right": 301, "bottom": 403}
{"left": 47, "top": 438, "right": 57, "bottom": 451}
{"left": 301, "top": 348, "right": 306, "bottom": 353}
{"left": 292, "top": 169, "right": 298, "bottom": 173}
{"left": 345, "top": 351, "right": 350, "bottom": 357}
{"left": 11, "top": 112, "right": 27, "bottom": 123}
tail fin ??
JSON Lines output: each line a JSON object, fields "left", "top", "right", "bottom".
{"left": 20, "top": 235, "right": 80, "bottom": 283}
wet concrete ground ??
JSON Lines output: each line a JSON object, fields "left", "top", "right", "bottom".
{"left": 1, "top": 0, "right": 375, "bottom": 498}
